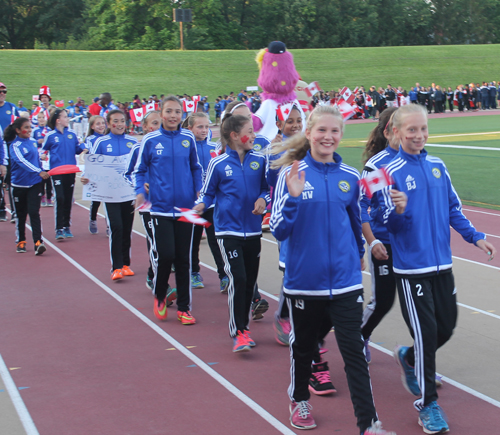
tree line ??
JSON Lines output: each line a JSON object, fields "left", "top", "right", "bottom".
{"left": 1, "top": 0, "right": 499, "bottom": 50}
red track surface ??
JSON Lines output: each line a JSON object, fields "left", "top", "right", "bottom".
{"left": 1, "top": 203, "right": 499, "bottom": 434}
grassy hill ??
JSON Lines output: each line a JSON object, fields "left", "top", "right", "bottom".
{"left": 1, "top": 44, "right": 500, "bottom": 105}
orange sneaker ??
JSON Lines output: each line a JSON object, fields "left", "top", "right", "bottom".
{"left": 177, "top": 311, "right": 196, "bottom": 325}
{"left": 154, "top": 297, "right": 168, "bottom": 321}
{"left": 111, "top": 269, "right": 123, "bottom": 280}
{"left": 122, "top": 265, "right": 135, "bottom": 276}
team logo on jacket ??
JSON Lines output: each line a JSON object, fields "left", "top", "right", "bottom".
{"left": 253, "top": 143, "right": 262, "bottom": 151}
{"left": 432, "top": 168, "right": 441, "bottom": 179}
{"left": 182, "top": 139, "right": 190, "bottom": 148}
{"left": 155, "top": 143, "right": 164, "bottom": 155}
{"left": 55, "top": 137, "right": 59, "bottom": 143}
{"left": 302, "top": 181, "right": 314, "bottom": 200}
{"left": 126, "top": 142, "right": 133, "bottom": 148}
{"left": 405, "top": 174, "right": 416, "bottom": 190}
{"left": 225, "top": 164, "right": 233, "bottom": 176}
{"left": 23, "top": 147, "right": 28, "bottom": 154}
{"left": 107, "top": 144, "right": 113, "bottom": 152}
{"left": 6, "top": 111, "right": 11, "bottom": 115}
{"left": 338, "top": 180, "right": 350, "bottom": 193}
{"left": 67, "top": 134, "right": 73, "bottom": 139}
{"left": 250, "top": 161, "right": 260, "bottom": 170}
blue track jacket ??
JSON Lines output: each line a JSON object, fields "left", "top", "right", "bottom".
{"left": 41, "top": 127, "right": 85, "bottom": 169}
{"left": 10, "top": 137, "right": 43, "bottom": 187}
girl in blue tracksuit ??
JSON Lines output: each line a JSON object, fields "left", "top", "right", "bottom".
{"left": 90, "top": 110, "right": 138, "bottom": 281}
{"left": 85, "top": 115, "right": 106, "bottom": 234}
{"left": 359, "top": 107, "right": 398, "bottom": 361}
{"left": 42, "top": 109, "right": 86, "bottom": 240}
{"left": 4, "top": 117, "right": 50, "bottom": 255}
{"left": 134, "top": 96, "right": 203, "bottom": 325}
{"left": 383, "top": 103, "right": 496, "bottom": 434}
{"left": 31, "top": 111, "right": 53, "bottom": 207}
{"left": 183, "top": 112, "right": 227, "bottom": 291}
{"left": 194, "top": 114, "right": 270, "bottom": 352}
{"left": 270, "top": 105, "right": 394, "bottom": 435}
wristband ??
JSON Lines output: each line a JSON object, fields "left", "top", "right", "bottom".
{"left": 369, "top": 239, "right": 382, "bottom": 249}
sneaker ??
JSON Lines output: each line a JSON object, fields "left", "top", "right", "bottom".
{"left": 289, "top": 400, "right": 316, "bottom": 430}
{"left": 0, "top": 211, "right": 7, "bottom": 222}
{"left": 418, "top": 401, "right": 449, "bottom": 434}
{"left": 63, "top": 227, "right": 73, "bottom": 238}
{"left": 435, "top": 374, "right": 443, "bottom": 388}
{"left": 394, "top": 345, "right": 421, "bottom": 396}
{"left": 106, "top": 226, "right": 110, "bottom": 237}
{"left": 309, "top": 361, "right": 337, "bottom": 395}
{"left": 35, "top": 240, "right": 46, "bottom": 256}
{"left": 362, "top": 420, "right": 397, "bottom": 435}
{"left": 166, "top": 286, "right": 177, "bottom": 307}
{"left": 243, "top": 330, "right": 256, "bottom": 347}
{"left": 16, "top": 241, "right": 27, "bottom": 253}
{"left": 146, "top": 276, "right": 154, "bottom": 291}
{"left": 153, "top": 296, "right": 168, "bottom": 321}
{"left": 262, "top": 212, "right": 271, "bottom": 231}
{"left": 41, "top": 195, "right": 47, "bottom": 207}
{"left": 10, "top": 213, "right": 16, "bottom": 224}
{"left": 220, "top": 276, "right": 229, "bottom": 294}
{"left": 177, "top": 310, "right": 196, "bottom": 325}
{"left": 89, "top": 220, "right": 98, "bottom": 234}
{"left": 47, "top": 198, "right": 54, "bottom": 207}
{"left": 251, "top": 298, "right": 269, "bottom": 320}
{"left": 111, "top": 269, "right": 123, "bottom": 281}
{"left": 121, "top": 265, "right": 135, "bottom": 276}
{"left": 364, "top": 337, "right": 372, "bottom": 364}
{"left": 191, "top": 272, "right": 204, "bottom": 289}
{"left": 232, "top": 331, "right": 251, "bottom": 352}
{"left": 273, "top": 317, "right": 291, "bottom": 346}
{"left": 55, "top": 229, "right": 65, "bottom": 240}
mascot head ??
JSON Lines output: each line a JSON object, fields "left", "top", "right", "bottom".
{"left": 256, "top": 41, "right": 300, "bottom": 104}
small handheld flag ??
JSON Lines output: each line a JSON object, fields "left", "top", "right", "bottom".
{"left": 359, "top": 168, "right": 393, "bottom": 198}
{"left": 276, "top": 103, "right": 294, "bottom": 121}
{"left": 304, "top": 81, "right": 322, "bottom": 98}
{"left": 174, "top": 207, "right": 211, "bottom": 227}
{"left": 183, "top": 100, "right": 197, "bottom": 113}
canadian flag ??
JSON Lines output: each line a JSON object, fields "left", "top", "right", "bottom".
{"left": 129, "top": 107, "right": 145, "bottom": 124}
{"left": 304, "top": 81, "right": 322, "bottom": 98}
{"left": 359, "top": 168, "right": 393, "bottom": 198}
{"left": 399, "top": 95, "right": 408, "bottom": 107}
{"left": 340, "top": 87, "right": 355, "bottom": 105}
{"left": 192, "top": 95, "right": 201, "bottom": 105}
{"left": 54, "top": 100, "right": 64, "bottom": 108}
{"left": 453, "top": 91, "right": 459, "bottom": 107}
{"left": 366, "top": 95, "right": 373, "bottom": 107}
{"left": 298, "top": 99, "right": 312, "bottom": 115}
{"left": 145, "top": 102, "right": 158, "bottom": 113}
{"left": 336, "top": 99, "right": 356, "bottom": 120}
{"left": 183, "top": 100, "right": 197, "bottom": 113}
{"left": 174, "top": 207, "right": 211, "bottom": 227}
{"left": 276, "top": 103, "right": 294, "bottom": 121}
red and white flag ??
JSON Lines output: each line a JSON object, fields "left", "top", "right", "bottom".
{"left": 175, "top": 207, "right": 211, "bottom": 228}
{"left": 145, "top": 102, "right": 158, "bottom": 113}
{"left": 340, "top": 87, "right": 355, "bottom": 105}
{"left": 298, "top": 99, "right": 312, "bottom": 115}
{"left": 366, "top": 95, "right": 373, "bottom": 107}
{"left": 336, "top": 99, "right": 356, "bottom": 120}
{"left": 359, "top": 168, "right": 393, "bottom": 198}
{"left": 183, "top": 100, "right": 197, "bottom": 113}
{"left": 453, "top": 92, "right": 459, "bottom": 107}
{"left": 32, "top": 95, "right": 39, "bottom": 102}
{"left": 276, "top": 103, "right": 294, "bottom": 121}
{"left": 192, "top": 95, "right": 201, "bottom": 105}
{"left": 304, "top": 81, "right": 322, "bottom": 98}
{"left": 129, "top": 107, "right": 145, "bottom": 124}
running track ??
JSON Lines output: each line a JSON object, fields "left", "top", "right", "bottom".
{"left": 1, "top": 202, "right": 499, "bottom": 434}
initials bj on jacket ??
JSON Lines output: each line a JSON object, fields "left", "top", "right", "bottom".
{"left": 383, "top": 147, "right": 485, "bottom": 275}
{"left": 197, "top": 148, "right": 270, "bottom": 238}
{"left": 133, "top": 126, "right": 203, "bottom": 217}
{"left": 270, "top": 151, "right": 365, "bottom": 298}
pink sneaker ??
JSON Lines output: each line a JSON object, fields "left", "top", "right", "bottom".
{"left": 289, "top": 400, "right": 316, "bottom": 430}
{"left": 273, "top": 317, "right": 291, "bottom": 346}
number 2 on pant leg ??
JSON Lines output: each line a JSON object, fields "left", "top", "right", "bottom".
{"left": 228, "top": 250, "right": 238, "bottom": 259}
{"left": 416, "top": 284, "right": 423, "bottom": 296}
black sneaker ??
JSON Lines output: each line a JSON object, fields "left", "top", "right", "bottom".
{"left": 16, "top": 241, "right": 27, "bottom": 253}
{"left": 0, "top": 210, "right": 7, "bottom": 222}
{"left": 251, "top": 298, "right": 269, "bottom": 320}
{"left": 308, "top": 361, "right": 337, "bottom": 395}
{"left": 35, "top": 240, "right": 46, "bottom": 256}
{"left": 10, "top": 212, "right": 16, "bottom": 224}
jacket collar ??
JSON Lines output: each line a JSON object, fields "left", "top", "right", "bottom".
{"left": 397, "top": 145, "right": 428, "bottom": 163}
{"left": 160, "top": 125, "right": 181, "bottom": 137}
{"left": 304, "top": 150, "right": 342, "bottom": 173}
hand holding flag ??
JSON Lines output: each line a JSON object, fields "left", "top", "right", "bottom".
{"left": 174, "top": 207, "right": 211, "bottom": 227}
{"left": 276, "top": 103, "right": 294, "bottom": 121}
{"left": 359, "top": 168, "right": 393, "bottom": 198}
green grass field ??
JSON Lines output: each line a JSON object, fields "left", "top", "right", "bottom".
{"left": 338, "top": 115, "right": 500, "bottom": 210}
{"left": 1, "top": 44, "right": 500, "bottom": 105}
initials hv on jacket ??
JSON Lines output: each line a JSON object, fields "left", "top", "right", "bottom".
{"left": 197, "top": 147, "right": 270, "bottom": 238}
{"left": 10, "top": 137, "right": 43, "bottom": 187}
{"left": 133, "top": 126, "right": 203, "bottom": 217}
{"left": 270, "top": 151, "right": 365, "bottom": 298}
{"left": 360, "top": 146, "right": 399, "bottom": 244}
{"left": 41, "top": 127, "right": 85, "bottom": 169}
{"left": 383, "top": 147, "right": 485, "bottom": 275}
{"left": 91, "top": 132, "right": 137, "bottom": 157}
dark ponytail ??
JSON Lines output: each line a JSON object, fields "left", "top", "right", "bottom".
{"left": 362, "top": 107, "right": 398, "bottom": 163}
{"left": 3, "top": 118, "right": 30, "bottom": 143}
{"left": 48, "top": 108, "right": 64, "bottom": 130}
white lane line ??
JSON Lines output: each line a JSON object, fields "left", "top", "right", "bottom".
{"left": 426, "top": 143, "right": 500, "bottom": 151}
{"left": 463, "top": 208, "right": 500, "bottom": 217}
{"left": 368, "top": 343, "right": 500, "bottom": 409}
{"left": 19, "top": 207, "right": 296, "bottom": 435}
{"left": 428, "top": 132, "right": 500, "bottom": 139}
{"left": 0, "top": 354, "right": 39, "bottom": 435}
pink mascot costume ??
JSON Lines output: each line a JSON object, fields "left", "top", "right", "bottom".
{"left": 252, "top": 41, "right": 307, "bottom": 141}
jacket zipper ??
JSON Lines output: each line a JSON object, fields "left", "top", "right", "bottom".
{"left": 241, "top": 153, "right": 248, "bottom": 239}
{"left": 324, "top": 166, "right": 333, "bottom": 298}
